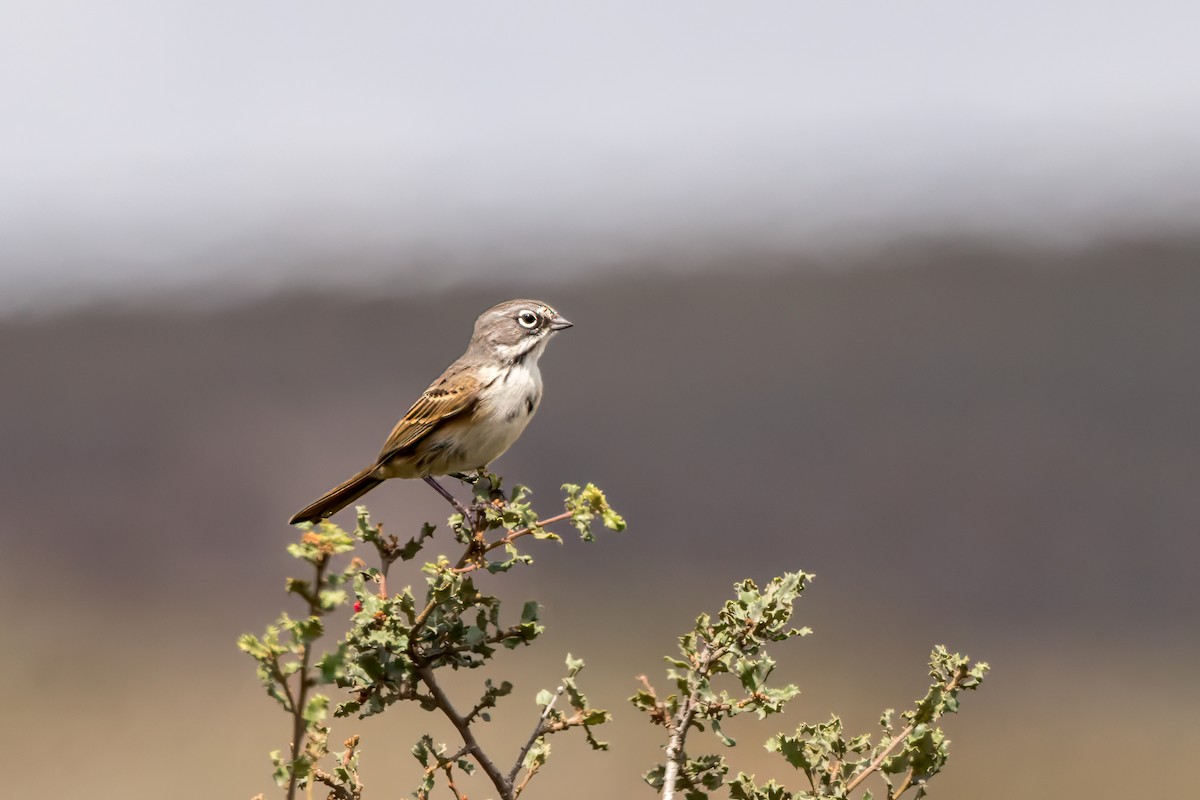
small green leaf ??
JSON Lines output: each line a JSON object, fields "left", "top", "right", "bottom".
{"left": 712, "top": 717, "right": 736, "bottom": 747}
{"left": 303, "top": 694, "right": 329, "bottom": 724}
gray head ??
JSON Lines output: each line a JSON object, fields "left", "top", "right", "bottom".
{"left": 467, "top": 299, "right": 573, "bottom": 364}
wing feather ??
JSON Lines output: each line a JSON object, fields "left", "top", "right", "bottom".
{"left": 375, "top": 372, "right": 481, "bottom": 463}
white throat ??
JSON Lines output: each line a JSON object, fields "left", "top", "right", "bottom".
{"left": 493, "top": 334, "right": 551, "bottom": 368}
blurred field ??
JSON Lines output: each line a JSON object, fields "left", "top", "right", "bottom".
{"left": 2, "top": 239, "right": 1199, "bottom": 798}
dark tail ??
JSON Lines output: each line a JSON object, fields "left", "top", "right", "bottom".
{"left": 289, "top": 466, "right": 383, "bottom": 525}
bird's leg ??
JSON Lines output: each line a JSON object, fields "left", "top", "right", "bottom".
{"left": 423, "top": 476, "right": 471, "bottom": 519}
{"left": 425, "top": 476, "right": 487, "bottom": 563}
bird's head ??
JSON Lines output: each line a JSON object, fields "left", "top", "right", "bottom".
{"left": 470, "top": 299, "right": 573, "bottom": 364}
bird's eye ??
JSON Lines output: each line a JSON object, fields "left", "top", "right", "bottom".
{"left": 517, "top": 310, "right": 540, "bottom": 329}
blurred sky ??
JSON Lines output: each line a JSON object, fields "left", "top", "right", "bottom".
{"left": 4, "top": 1, "right": 1200, "bottom": 313}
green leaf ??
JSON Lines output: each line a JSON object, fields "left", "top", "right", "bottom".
{"left": 712, "top": 717, "right": 736, "bottom": 747}
{"left": 523, "top": 737, "right": 550, "bottom": 771}
{"left": 290, "top": 615, "right": 324, "bottom": 644}
{"left": 562, "top": 482, "right": 625, "bottom": 541}
{"left": 303, "top": 694, "right": 329, "bottom": 724}
{"left": 399, "top": 523, "right": 437, "bottom": 560}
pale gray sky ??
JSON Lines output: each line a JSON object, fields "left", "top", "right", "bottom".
{"left": 3, "top": 1, "right": 1199, "bottom": 312}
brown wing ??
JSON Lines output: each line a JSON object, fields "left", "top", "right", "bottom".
{"left": 375, "top": 370, "right": 482, "bottom": 465}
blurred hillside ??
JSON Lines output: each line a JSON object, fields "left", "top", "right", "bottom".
{"left": 2, "top": 239, "right": 1198, "bottom": 798}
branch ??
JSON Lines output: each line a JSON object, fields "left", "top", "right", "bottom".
{"left": 891, "top": 769, "right": 917, "bottom": 798}
{"left": 440, "top": 763, "right": 467, "bottom": 800}
{"left": 507, "top": 683, "right": 566, "bottom": 788}
{"left": 286, "top": 556, "right": 326, "bottom": 800}
{"left": 513, "top": 764, "right": 540, "bottom": 798}
{"left": 412, "top": 492, "right": 549, "bottom": 630}
{"left": 425, "top": 624, "right": 530, "bottom": 661}
{"left": 401, "top": 480, "right": 611, "bottom": 799}
{"left": 660, "top": 692, "right": 700, "bottom": 800}
{"left": 432, "top": 745, "right": 471, "bottom": 771}
{"left": 658, "top": 637, "right": 736, "bottom": 800}
{"left": 268, "top": 657, "right": 297, "bottom": 713}
{"left": 417, "top": 664, "right": 514, "bottom": 800}
{"left": 405, "top": 493, "right": 519, "bottom": 798}
{"left": 485, "top": 511, "right": 574, "bottom": 553}
{"left": 313, "top": 770, "right": 358, "bottom": 800}
{"left": 844, "top": 670, "right": 965, "bottom": 795}
{"left": 464, "top": 693, "right": 499, "bottom": 726}
{"left": 660, "top": 644, "right": 721, "bottom": 800}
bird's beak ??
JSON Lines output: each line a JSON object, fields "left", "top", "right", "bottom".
{"left": 548, "top": 315, "right": 574, "bottom": 331}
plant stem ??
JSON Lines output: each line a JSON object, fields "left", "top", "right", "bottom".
{"left": 409, "top": 485, "right": 580, "bottom": 799}
{"left": 287, "top": 557, "right": 327, "bottom": 800}
{"left": 417, "top": 664, "right": 513, "bottom": 800}
{"left": 844, "top": 670, "right": 964, "bottom": 795}
{"left": 660, "top": 638, "right": 733, "bottom": 800}
{"left": 484, "top": 511, "right": 574, "bottom": 553}
{"left": 507, "top": 683, "right": 565, "bottom": 789}
{"left": 660, "top": 695, "right": 698, "bottom": 800}
{"left": 441, "top": 764, "right": 467, "bottom": 800}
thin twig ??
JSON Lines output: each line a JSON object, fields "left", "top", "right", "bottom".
{"left": 513, "top": 764, "right": 539, "bottom": 798}
{"left": 269, "top": 658, "right": 298, "bottom": 713}
{"left": 660, "top": 695, "right": 698, "bottom": 800}
{"left": 845, "top": 724, "right": 914, "bottom": 793}
{"left": 411, "top": 511, "right": 486, "bottom": 635}
{"left": 426, "top": 624, "right": 528, "bottom": 662}
{"left": 441, "top": 764, "right": 466, "bottom": 800}
{"left": 463, "top": 693, "right": 498, "bottom": 726}
{"left": 844, "top": 670, "right": 964, "bottom": 794}
{"left": 660, "top": 638, "right": 737, "bottom": 800}
{"left": 434, "top": 745, "right": 472, "bottom": 769}
{"left": 507, "top": 683, "right": 566, "bottom": 788}
{"left": 313, "top": 770, "right": 357, "bottom": 800}
{"left": 446, "top": 511, "right": 575, "bottom": 575}
{"left": 417, "top": 664, "right": 513, "bottom": 800}
{"left": 407, "top": 489, "right": 582, "bottom": 800}
{"left": 660, "top": 651, "right": 708, "bottom": 800}
{"left": 892, "top": 769, "right": 916, "bottom": 798}
{"left": 487, "top": 511, "right": 573, "bottom": 551}
{"left": 286, "top": 557, "right": 327, "bottom": 800}
{"left": 802, "top": 765, "right": 817, "bottom": 793}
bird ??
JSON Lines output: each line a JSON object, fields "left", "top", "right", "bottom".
{"left": 289, "top": 299, "right": 573, "bottom": 525}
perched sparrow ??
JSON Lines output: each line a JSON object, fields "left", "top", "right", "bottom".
{"left": 289, "top": 299, "right": 573, "bottom": 525}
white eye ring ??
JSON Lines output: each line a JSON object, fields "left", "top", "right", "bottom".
{"left": 517, "top": 310, "right": 540, "bottom": 329}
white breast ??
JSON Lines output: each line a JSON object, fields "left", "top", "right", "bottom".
{"left": 384, "top": 354, "right": 544, "bottom": 479}
{"left": 469, "top": 357, "right": 543, "bottom": 459}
